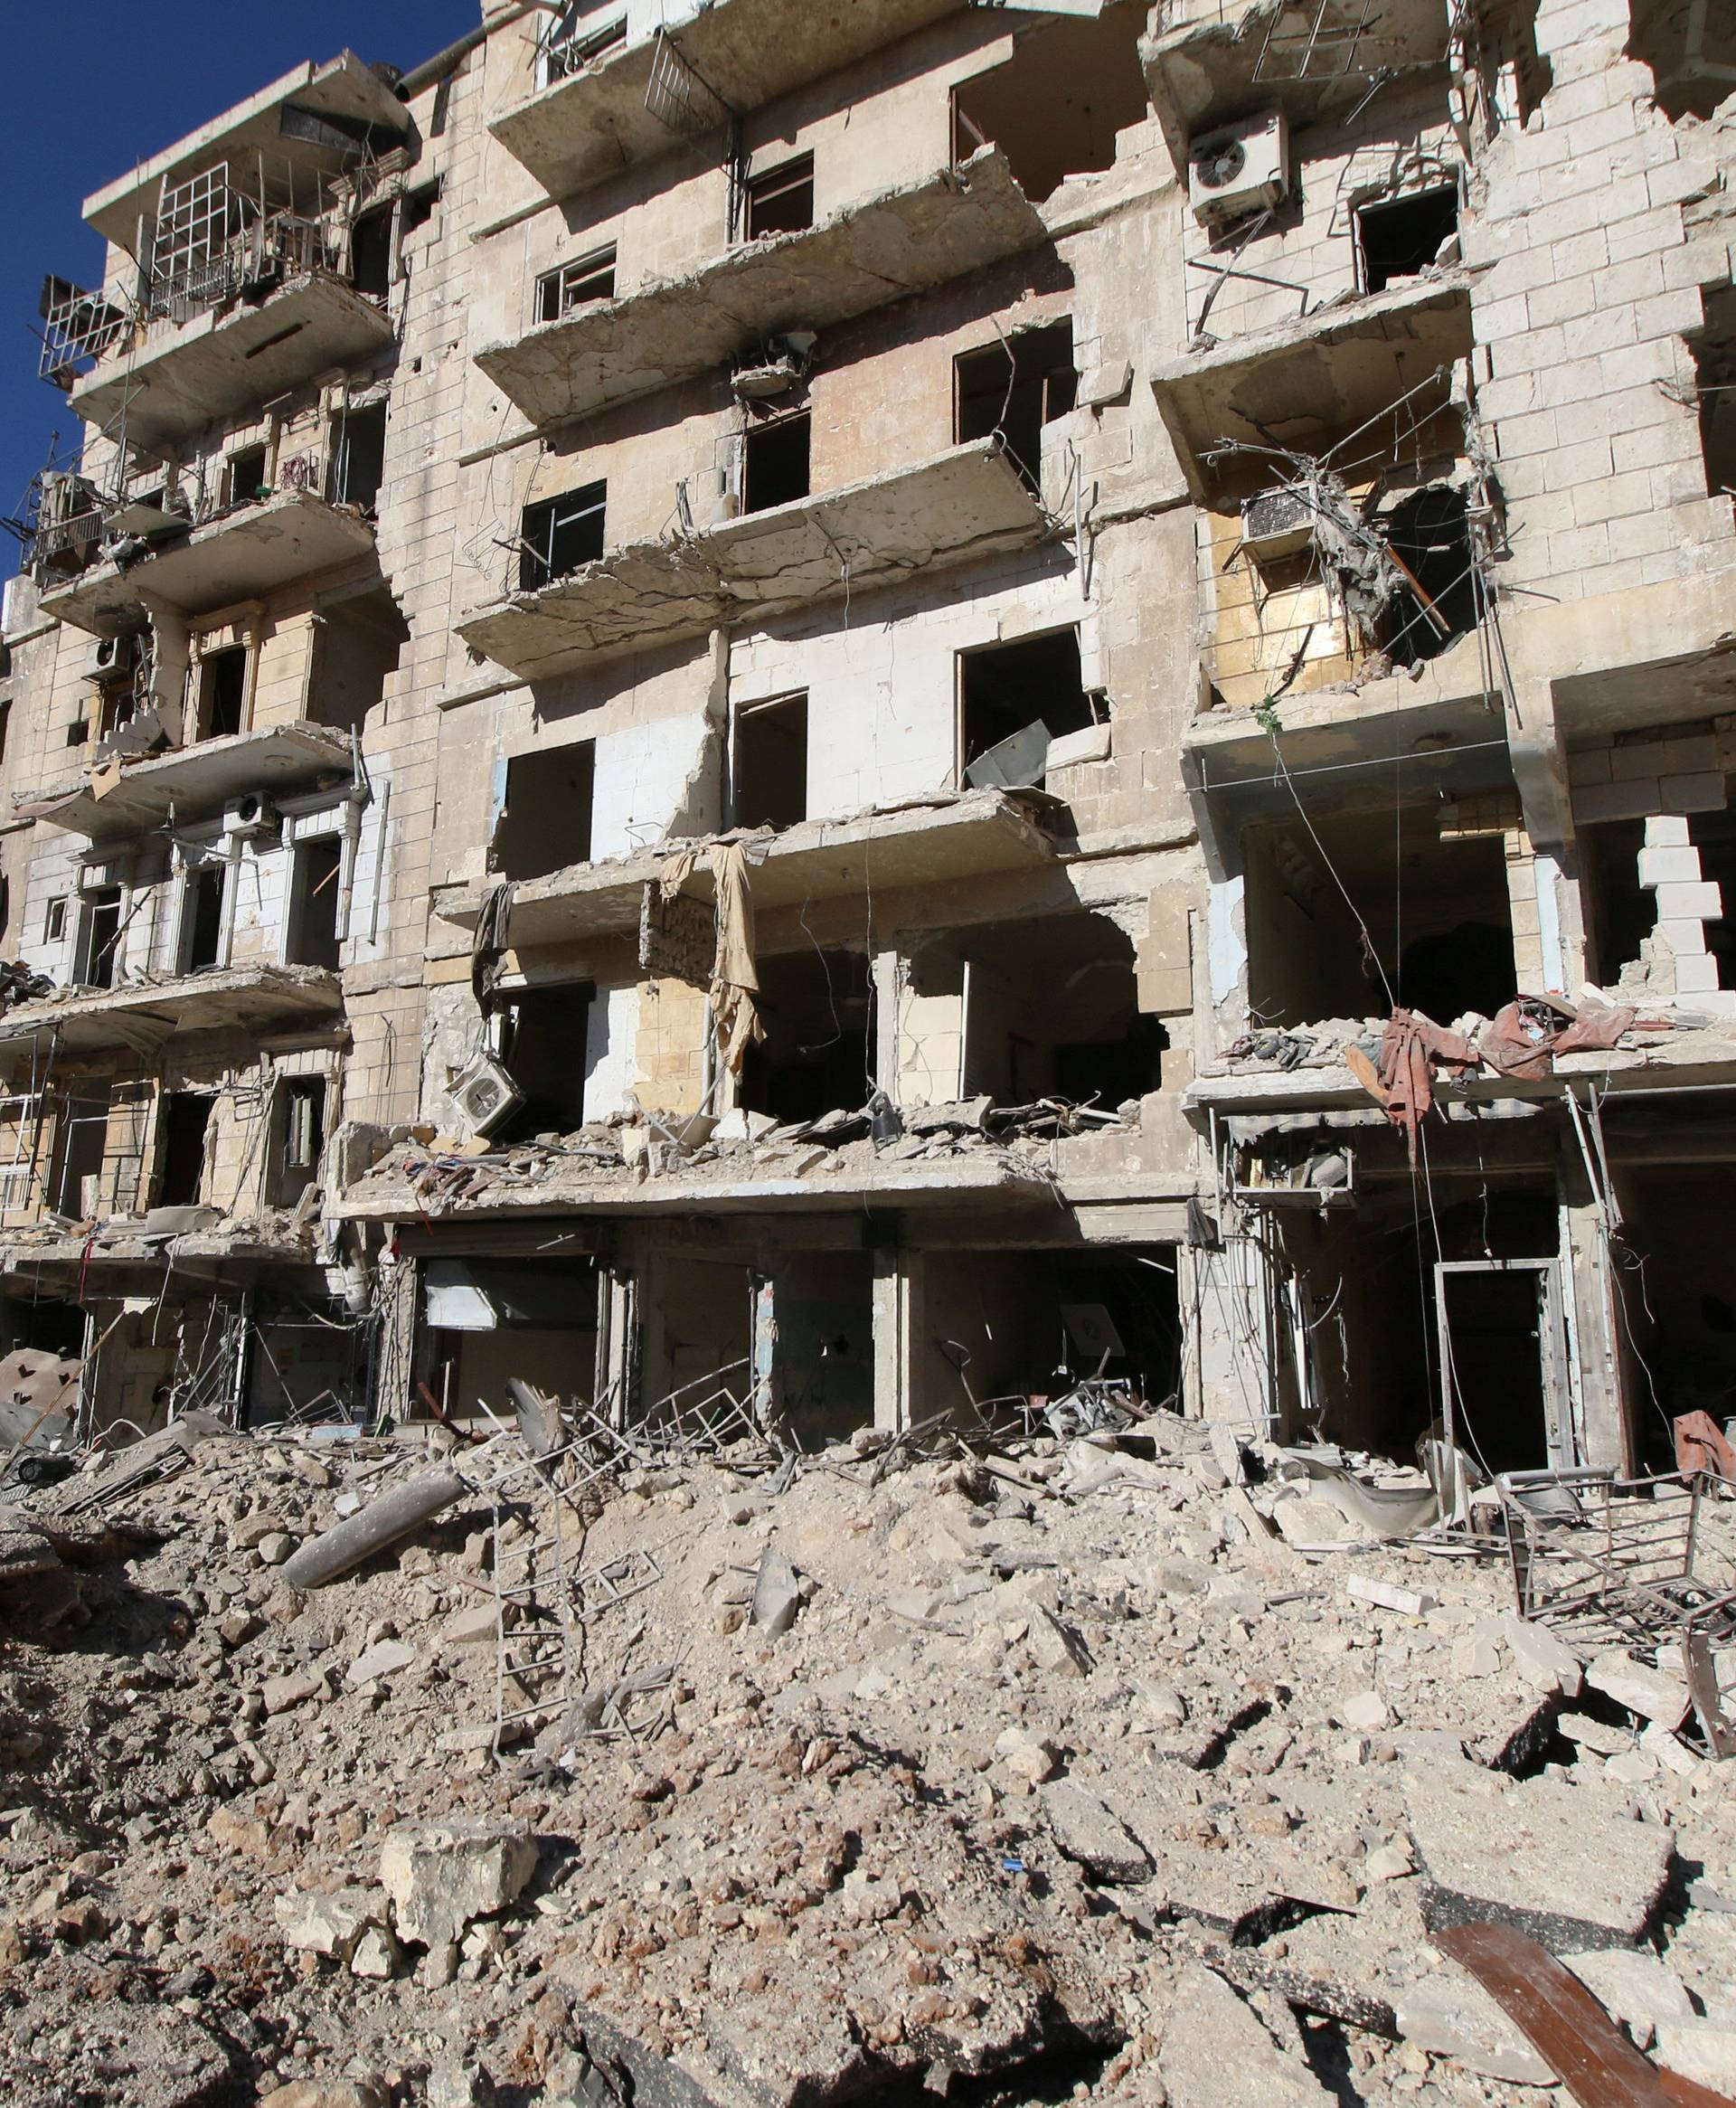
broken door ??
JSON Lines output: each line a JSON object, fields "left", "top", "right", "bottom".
{"left": 1435, "top": 1258, "right": 1572, "bottom": 1474}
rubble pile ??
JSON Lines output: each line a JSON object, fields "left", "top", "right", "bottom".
{"left": 3, "top": 1413, "right": 1735, "bottom": 2106}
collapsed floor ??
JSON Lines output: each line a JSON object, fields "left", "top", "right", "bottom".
{"left": 3, "top": 1409, "right": 1736, "bottom": 2107}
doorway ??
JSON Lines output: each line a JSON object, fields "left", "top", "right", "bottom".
{"left": 1436, "top": 1258, "right": 1569, "bottom": 1474}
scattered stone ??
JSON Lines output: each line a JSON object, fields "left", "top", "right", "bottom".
{"left": 1340, "top": 1690, "right": 1392, "bottom": 1732}
{"left": 274, "top": 1886, "right": 388, "bottom": 1963}
{"left": 1562, "top": 1948, "right": 1695, "bottom": 2050}
{"left": 1587, "top": 1650, "right": 1691, "bottom": 1729}
{"left": 1157, "top": 1964, "right": 1335, "bottom": 2105}
{"left": 344, "top": 1637, "right": 419, "bottom": 1689}
{"left": 750, "top": 1546, "right": 804, "bottom": 1635}
{"left": 380, "top": 1818, "right": 539, "bottom": 1950}
{"left": 262, "top": 1667, "right": 326, "bottom": 1715}
{"left": 1347, "top": 1576, "right": 1433, "bottom": 1617}
{"left": 1041, "top": 1782, "right": 1152, "bottom": 1885}
{"left": 1655, "top": 2021, "right": 1736, "bottom": 2094}
{"left": 1396, "top": 1972, "right": 1558, "bottom": 2085}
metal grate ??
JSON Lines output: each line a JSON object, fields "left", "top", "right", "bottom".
{"left": 37, "top": 282, "right": 129, "bottom": 385}
{"left": 1253, "top": 0, "right": 1383, "bottom": 80}
{"left": 644, "top": 26, "right": 731, "bottom": 135}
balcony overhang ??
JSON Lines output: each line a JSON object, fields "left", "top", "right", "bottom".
{"left": 476, "top": 149, "right": 1044, "bottom": 430}
{"left": 489, "top": 0, "right": 963, "bottom": 202}
{"left": 1141, "top": 0, "right": 1448, "bottom": 175}
{"left": 83, "top": 53, "right": 410, "bottom": 248}
{"left": 1150, "top": 273, "right": 1474, "bottom": 496}
{"left": 69, "top": 276, "right": 395, "bottom": 455}
{"left": 432, "top": 789, "right": 1062, "bottom": 950}
{"left": 39, "top": 494, "right": 378, "bottom": 638}
{"left": 0, "top": 966, "right": 344, "bottom": 1059}
{"left": 18, "top": 723, "right": 355, "bottom": 839}
{"left": 457, "top": 439, "right": 1052, "bottom": 681}
{"left": 0, "top": 1229, "right": 317, "bottom": 1294}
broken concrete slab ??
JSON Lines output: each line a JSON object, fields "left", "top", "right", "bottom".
{"left": 1395, "top": 1972, "right": 1558, "bottom": 2084}
{"left": 1406, "top": 1756, "right": 1675, "bottom": 1952}
{"left": 1587, "top": 1648, "right": 1692, "bottom": 1729}
{"left": 344, "top": 1638, "right": 419, "bottom": 1690}
{"left": 1561, "top": 1947, "right": 1696, "bottom": 2050}
{"left": 378, "top": 1818, "right": 539, "bottom": 1951}
{"left": 1040, "top": 1782, "right": 1152, "bottom": 1885}
{"left": 1156, "top": 1964, "right": 1335, "bottom": 2105}
{"left": 273, "top": 1886, "right": 389, "bottom": 1964}
{"left": 749, "top": 1546, "right": 804, "bottom": 1635}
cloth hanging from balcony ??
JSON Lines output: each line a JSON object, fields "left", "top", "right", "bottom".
{"left": 1373, "top": 1008, "right": 1481, "bottom": 1165}
{"left": 657, "top": 840, "right": 764, "bottom": 1073}
{"left": 471, "top": 879, "right": 514, "bottom": 1016}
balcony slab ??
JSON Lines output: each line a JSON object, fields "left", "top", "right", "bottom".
{"left": 18, "top": 723, "right": 355, "bottom": 839}
{"left": 0, "top": 966, "right": 344, "bottom": 1058}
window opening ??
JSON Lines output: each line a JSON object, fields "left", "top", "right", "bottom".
{"left": 745, "top": 154, "right": 815, "bottom": 241}
{"left": 156, "top": 1092, "right": 213, "bottom": 1209}
{"left": 1375, "top": 487, "right": 1477, "bottom": 667}
{"left": 272, "top": 1075, "right": 327, "bottom": 1205}
{"left": 181, "top": 862, "right": 227, "bottom": 972}
{"left": 950, "top": 7, "right": 1149, "bottom": 203}
{"left": 288, "top": 837, "right": 344, "bottom": 970}
{"left": 351, "top": 204, "right": 394, "bottom": 298}
{"left": 1691, "top": 285, "right": 1736, "bottom": 500}
{"left": 1689, "top": 806, "right": 1736, "bottom": 991}
{"left": 535, "top": 245, "right": 618, "bottom": 322}
{"left": 225, "top": 445, "right": 270, "bottom": 509}
{"left": 401, "top": 182, "right": 440, "bottom": 238}
{"left": 731, "top": 694, "right": 807, "bottom": 832}
{"left": 331, "top": 402, "right": 387, "bottom": 510}
{"left": 500, "top": 984, "right": 595, "bottom": 1131}
{"left": 741, "top": 411, "right": 811, "bottom": 515}
{"left": 43, "top": 898, "right": 67, "bottom": 944}
{"left": 955, "top": 322, "right": 1077, "bottom": 494}
{"left": 1354, "top": 184, "right": 1460, "bottom": 295}
{"left": 49, "top": 1092, "right": 109, "bottom": 1219}
{"left": 1581, "top": 818, "right": 1654, "bottom": 986}
{"left": 520, "top": 481, "right": 606, "bottom": 591}
{"left": 739, "top": 949, "right": 873, "bottom": 1125}
{"left": 541, "top": 10, "right": 627, "bottom": 85}
{"left": 78, "top": 887, "right": 123, "bottom": 990}
{"left": 494, "top": 744, "right": 595, "bottom": 881}
{"left": 197, "top": 644, "right": 250, "bottom": 741}
{"left": 959, "top": 629, "right": 1095, "bottom": 784}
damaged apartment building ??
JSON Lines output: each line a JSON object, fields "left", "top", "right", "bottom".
{"left": 0, "top": 0, "right": 1733, "bottom": 1482}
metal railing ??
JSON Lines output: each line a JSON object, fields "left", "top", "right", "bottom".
{"left": 38, "top": 282, "right": 130, "bottom": 386}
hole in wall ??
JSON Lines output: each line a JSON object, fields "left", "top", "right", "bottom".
{"left": 951, "top": 3, "right": 1150, "bottom": 203}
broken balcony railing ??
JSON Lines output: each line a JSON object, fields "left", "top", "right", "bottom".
{"left": 37, "top": 279, "right": 130, "bottom": 387}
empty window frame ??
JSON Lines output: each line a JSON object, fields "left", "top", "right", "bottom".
{"left": 949, "top": 7, "right": 1150, "bottom": 204}
{"left": 738, "top": 948, "right": 873, "bottom": 1125}
{"left": 542, "top": 10, "right": 627, "bottom": 84}
{"left": 955, "top": 323, "right": 1077, "bottom": 495}
{"left": 1355, "top": 184, "right": 1460, "bottom": 295}
{"left": 272, "top": 1075, "right": 327, "bottom": 1205}
{"left": 195, "top": 644, "right": 250, "bottom": 741}
{"left": 287, "top": 837, "right": 344, "bottom": 970}
{"left": 535, "top": 244, "right": 618, "bottom": 323}
{"left": 520, "top": 481, "right": 606, "bottom": 591}
{"left": 225, "top": 444, "right": 270, "bottom": 508}
{"left": 958, "top": 629, "right": 1096, "bottom": 783}
{"left": 156, "top": 1092, "right": 213, "bottom": 1209}
{"left": 351, "top": 204, "right": 395, "bottom": 298}
{"left": 401, "top": 181, "right": 441, "bottom": 239}
{"left": 49, "top": 1092, "right": 109, "bottom": 1219}
{"left": 330, "top": 402, "right": 387, "bottom": 510}
{"left": 77, "top": 887, "right": 123, "bottom": 990}
{"left": 43, "top": 897, "right": 67, "bottom": 944}
{"left": 741, "top": 411, "right": 811, "bottom": 515}
{"left": 1375, "top": 487, "right": 1478, "bottom": 667}
{"left": 494, "top": 743, "right": 595, "bottom": 881}
{"left": 499, "top": 984, "right": 594, "bottom": 1130}
{"left": 731, "top": 693, "right": 807, "bottom": 832}
{"left": 179, "top": 861, "right": 228, "bottom": 972}
{"left": 744, "top": 154, "right": 815, "bottom": 241}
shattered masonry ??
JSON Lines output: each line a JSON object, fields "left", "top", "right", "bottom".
{"left": 5, "top": 0, "right": 1736, "bottom": 2103}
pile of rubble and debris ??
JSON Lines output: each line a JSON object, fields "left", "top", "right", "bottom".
{"left": 3, "top": 1395, "right": 1736, "bottom": 2107}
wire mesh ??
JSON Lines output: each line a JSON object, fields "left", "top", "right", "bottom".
{"left": 644, "top": 28, "right": 731, "bottom": 136}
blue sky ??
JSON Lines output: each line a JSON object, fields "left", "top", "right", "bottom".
{"left": 0, "top": 2, "right": 477, "bottom": 562}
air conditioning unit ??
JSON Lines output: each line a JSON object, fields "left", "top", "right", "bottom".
{"left": 450, "top": 1052, "right": 524, "bottom": 1140}
{"left": 1240, "top": 485, "right": 1317, "bottom": 562}
{"left": 84, "top": 633, "right": 137, "bottom": 683}
{"left": 223, "top": 793, "right": 277, "bottom": 838}
{"left": 1189, "top": 111, "right": 1289, "bottom": 229}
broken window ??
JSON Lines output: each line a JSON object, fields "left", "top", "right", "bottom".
{"left": 499, "top": 983, "right": 595, "bottom": 1131}
{"left": 534, "top": 245, "right": 618, "bottom": 322}
{"left": 156, "top": 1092, "right": 212, "bottom": 1209}
{"left": 271, "top": 1075, "right": 326, "bottom": 1205}
{"left": 955, "top": 322, "right": 1077, "bottom": 494}
{"left": 331, "top": 402, "right": 387, "bottom": 510}
{"left": 950, "top": 5, "right": 1149, "bottom": 203}
{"left": 307, "top": 586, "right": 408, "bottom": 735}
{"left": 541, "top": 9, "right": 627, "bottom": 85}
{"left": 225, "top": 444, "right": 269, "bottom": 509}
{"left": 731, "top": 693, "right": 807, "bottom": 832}
{"left": 351, "top": 204, "right": 394, "bottom": 298}
{"left": 958, "top": 629, "right": 1097, "bottom": 786}
{"left": 494, "top": 743, "right": 595, "bottom": 881}
{"left": 401, "top": 181, "right": 440, "bottom": 239}
{"left": 520, "top": 481, "right": 606, "bottom": 591}
{"left": 287, "top": 838, "right": 344, "bottom": 970}
{"left": 77, "top": 887, "right": 122, "bottom": 990}
{"left": 179, "top": 861, "right": 228, "bottom": 972}
{"left": 744, "top": 154, "right": 815, "bottom": 241}
{"left": 741, "top": 411, "right": 811, "bottom": 515}
{"left": 1354, "top": 185, "right": 1460, "bottom": 295}
{"left": 1691, "top": 285, "right": 1736, "bottom": 499}
{"left": 48, "top": 1091, "right": 109, "bottom": 1219}
{"left": 1375, "top": 487, "right": 1478, "bottom": 668}
{"left": 739, "top": 949, "right": 873, "bottom": 1125}
{"left": 195, "top": 644, "right": 249, "bottom": 741}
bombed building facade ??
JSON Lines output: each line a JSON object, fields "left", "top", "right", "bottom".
{"left": 0, "top": 0, "right": 1733, "bottom": 1479}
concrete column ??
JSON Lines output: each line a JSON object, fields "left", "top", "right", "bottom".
{"left": 872, "top": 1243, "right": 920, "bottom": 1432}
{"left": 1188, "top": 1230, "right": 1280, "bottom": 1435}
{"left": 1560, "top": 1188, "right": 1628, "bottom": 1473}
{"left": 872, "top": 948, "right": 901, "bottom": 1100}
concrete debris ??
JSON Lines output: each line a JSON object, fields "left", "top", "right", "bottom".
{"left": 1156, "top": 1964, "right": 1334, "bottom": 2105}
{"left": 378, "top": 1818, "right": 539, "bottom": 1952}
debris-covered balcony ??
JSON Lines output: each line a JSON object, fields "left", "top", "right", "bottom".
{"left": 431, "top": 789, "right": 1062, "bottom": 951}
{"left": 38, "top": 491, "right": 377, "bottom": 638}
{"left": 488, "top": 0, "right": 963, "bottom": 202}
{"left": 0, "top": 965, "right": 344, "bottom": 1056}
{"left": 476, "top": 149, "right": 1044, "bottom": 430}
{"left": 457, "top": 439, "right": 1052, "bottom": 682}
{"left": 1149, "top": 272, "right": 1474, "bottom": 496}
{"left": 18, "top": 723, "right": 355, "bottom": 838}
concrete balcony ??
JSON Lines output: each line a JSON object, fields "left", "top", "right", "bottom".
{"left": 0, "top": 965, "right": 343, "bottom": 1056}
{"left": 19, "top": 723, "right": 354, "bottom": 839}
{"left": 457, "top": 438, "right": 1052, "bottom": 682}
{"left": 39, "top": 493, "right": 377, "bottom": 638}
{"left": 489, "top": 0, "right": 961, "bottom": 203}
{"left": 431, "top": 789, "right": 1062, "bottom": 951}
{"left": 69, "top": 275, "right": 395, "bottom": 455}
{"left": 476, "top": 149, "right": 1044, "bottom": 430}
{"left": 1141, "top": 0, "right": 1448, "bottom": 175}
{"left": 1150, "top": 272, "right": 1474, "bottom": 495}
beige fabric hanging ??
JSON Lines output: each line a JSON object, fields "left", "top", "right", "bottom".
{"left": 657, "top": 840, "right": 763, "bottom": 1073}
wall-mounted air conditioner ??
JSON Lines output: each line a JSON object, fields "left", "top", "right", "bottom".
{"left": 223, "top": 793, "right": 277, "bottom": 839}
{"left": 449, "top": 1052, "right": 524, "bottom": 1140}
{"left": 84, "top": 633, "right": 137, "bottom": 683}
{"left": 1189, "top": 111, "right": 1289, "bottom": 229}
{"left": 1240, "top": 485, "right": 1317, "bottom": 562}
